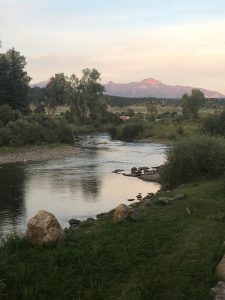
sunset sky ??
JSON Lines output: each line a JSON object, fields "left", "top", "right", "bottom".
{"left": 1, "top": 0, "right": 225, "bottom": 93}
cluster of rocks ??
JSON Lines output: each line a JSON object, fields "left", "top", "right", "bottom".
{"left": 68, "top": 212, "right": 113, "bottom": 230}
{"left": 68, "top": 217, "right": 96, "bottom": 229}
{"left": 128, "top": 191, "right": 185, "bottom": 207}
{"left": 112, "top": 166, "right": 162, "bottom": 182}
{"left": 25, "top": 191, "right": 186, "bottom": 246}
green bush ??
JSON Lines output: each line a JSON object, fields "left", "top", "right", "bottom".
{"left": 202, "top": 112, "right": 225, "bottom": 136}
{"left": 0, "top": 113, "right": 75, "bottom": 146}
{"left": 109, "top": 120, "right": 145, "bottom": 140}
{"left": 161, "top": 135, "right": 225, "bottom": 188}
{"left": 0, "top": 105, "right": 17, "bottom": 126}
{"left": 0, "top": 127, "right": 13, "bottom": 146}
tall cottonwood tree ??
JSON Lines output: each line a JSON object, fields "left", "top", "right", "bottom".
{"left": 45, "top": 73, "right": 68, "bottom": 116}
{"left": 0, "top": 47, "right": 31, "bottom": 112}
{"left": 68, "top": 68, "right": 105, "bottom": 121}
{"left": 182, "top": 89, "right": 205, "bottom": 120}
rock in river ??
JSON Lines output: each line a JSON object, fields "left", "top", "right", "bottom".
{"left": 26, "top": 210, "right": 64, "bottom": 245}
{"left": 139, "top": 174, "right": 160, "bottom": 182}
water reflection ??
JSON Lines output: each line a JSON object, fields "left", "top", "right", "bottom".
{"left": 0, "top": 164, "right": 26, "bottom": 233}
{"left": 0, "top": 134, "right": 166, "bottom": 234}
{"left": 81, "top": 176, "right": 102, "bottom": 202}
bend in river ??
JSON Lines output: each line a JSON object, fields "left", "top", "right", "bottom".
{"left": 0, "top": 134, "right": 166, "bottom": 235}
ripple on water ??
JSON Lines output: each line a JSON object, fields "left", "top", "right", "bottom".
{"left": 0, "top": 134, "right": 166, "bottom": 234}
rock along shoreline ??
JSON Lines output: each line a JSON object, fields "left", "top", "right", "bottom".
{"left": 0, "top": 145, "right": 81, "bottom": 165}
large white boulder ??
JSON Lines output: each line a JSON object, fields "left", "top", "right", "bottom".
{"left": 26, "top": 210, "right": 65, "bottom": 245}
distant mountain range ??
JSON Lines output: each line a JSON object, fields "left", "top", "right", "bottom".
{"left": 105, "top": 78, "right": 225, "bottom": 98}
{"left": 31, "top": 80, "right": 49, "bottom": 88}
{"left": 31, "top": 78, "right": 225, "bottom": 98}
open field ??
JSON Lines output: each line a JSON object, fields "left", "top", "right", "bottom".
{"left": 109, "top": 104, "right": 182, "bottom": 115}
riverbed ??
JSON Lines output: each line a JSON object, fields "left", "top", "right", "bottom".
{"left": 0, "top": 134, "right": 166, "bottom": 235}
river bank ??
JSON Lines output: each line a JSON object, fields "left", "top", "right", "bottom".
{"left": 0, "top": 178, "right": 224, "bottom": 299}
{"left": 133, "top": 136, "right": 174, "bottom": 145}
{"left": 0, "top": 144, "right": 81, "bottom": 165}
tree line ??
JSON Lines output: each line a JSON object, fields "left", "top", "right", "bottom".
{"left": 0, "top": 42, "right": 110, "bottom": 124}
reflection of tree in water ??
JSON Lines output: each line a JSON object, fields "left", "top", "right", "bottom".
{"left": 81, "top": 176, "right": 102, "bottom": 202}
{"left": 0, "top": 165, "right": 26, "bottom": 232}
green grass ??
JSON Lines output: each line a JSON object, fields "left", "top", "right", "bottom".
{"left": 143, "top": 121, "right": 199, "bottom": 140}
{"left": 109, "top": 104, "right": 182, "bottom": 115}
{"left": 110, "top": 119, "right": 200, "bottom": 142}
{"left": 1, "top": 179, "right": 225, "bottom": 299}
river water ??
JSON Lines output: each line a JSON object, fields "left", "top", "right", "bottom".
{"left": 0, "top": 134, "right": 166, "bottom": 235}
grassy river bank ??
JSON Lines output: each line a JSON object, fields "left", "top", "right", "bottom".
{"left": 1, "top": 178, "right": 225, "bottom": 299}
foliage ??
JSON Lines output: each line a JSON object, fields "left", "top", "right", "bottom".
{"left": 28, "top": 87, "right": 46, "bottom": 113}
{"left": 0, "top": 113, "right": 74, "bottom": 146}
{"left": 202, "top": 110, "right": 225, "bottom": 136}
{"left": 109, "top": 119, "right": 145, "bottom": 140}
{"left": 0, "top": 105, "right": 17, "bottom": 126}
{"left": 45, "top": 73, "right": 68, "bottom": 116}
{"left": 67, "top": 69, "right": 105, "bottom": 122}
{"left": 161, "top": 135, "right": 225, "bottom": 188}
{"left": 146, "top": 102, "right": 157, "bottom": 120}
{"left": 0, "top": 48, "right": 31, "bottom": 112}
{"left": 104, "top": 95, "right": 175, "bottom": 107}
{"left": 182, "top": 89, "right": 205, "bottom": 119}
{"left": 109, "top": 118, "right": 199, "bottom": 141}
{"left": 126, "top": 108, "right": 135, "bottom": 117}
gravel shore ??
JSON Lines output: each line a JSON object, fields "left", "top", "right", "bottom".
{"left": 0, "top": 145, "right": 81, "bottom": 165}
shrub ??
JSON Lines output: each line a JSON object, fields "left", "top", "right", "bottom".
{"left": 0, "top": 128, "right": 13, "bottom": 146}
{"left": 161, "top": 135, "right": 225, "bottom": 188}
{"left": 109, "top": 120, "right": 145, "bottom": 140}
{"left": 0, "top": 105, "right": 17, "bottom": 126}
{"left": 0, "top": 113, "right": 75, "bottom": 146}
{"left": 202, "top": 112, "right": 225, "bottom": 136}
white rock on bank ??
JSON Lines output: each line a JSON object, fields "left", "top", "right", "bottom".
{"left": 26, "top": 210, "right": 65, "bottom": 245}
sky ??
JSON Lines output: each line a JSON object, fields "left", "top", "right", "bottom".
{"left": 0, "top": 0, "right": 225, "bottom": 93}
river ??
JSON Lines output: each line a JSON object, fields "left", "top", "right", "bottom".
{"left": 0, "top": 134, "right": 166, "bottom": 235}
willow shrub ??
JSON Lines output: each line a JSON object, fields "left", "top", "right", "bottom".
{"left": 0, "top": 114, "right": 74, "bottom": 146}
{"left": 109, "top": 120, "right": 145, "bottom": 141}
{"left": 161, "top": 135, "right": 225, "bottom": 188}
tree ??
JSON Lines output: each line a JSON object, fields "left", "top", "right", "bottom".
{"left": 0, "top": 48, "right": 31, "bottom": 112}
{"left": 28, "top": 87, "right": 46, "bottom": 113}
{"left": 127, "top": 108, "right": 135, "bottom": 117}
{"left": 45, "top": 73, "right": 68, "bottom": 116}
{"left": 0, "top": 105, "right": 17, "bottom": 126}
{"left": 67, "top": 68, "right": 105, "bottom": 121}
{"left": 146, "top": 102, "right": 157, "bottom": 120}
{"left": 182, "top": 89, "right": 205, "bottom": 119}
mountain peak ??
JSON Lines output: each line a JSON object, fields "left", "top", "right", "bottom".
{"left": 141, "top": 78, "right": 161, "bottom": 85}
{"left": 104, "top": 78, "right": 224, "bottom": 98}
